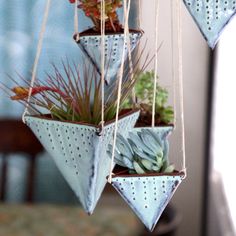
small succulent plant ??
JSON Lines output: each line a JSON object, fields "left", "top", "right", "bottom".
{"left": 108, "top": 129, "right": 174, "bottom": 174}
{"left": 124, "top": 71, "right": 174, "bottom": 126}
{"left": 69, "top": 0, "right": 122, "bottom": 32}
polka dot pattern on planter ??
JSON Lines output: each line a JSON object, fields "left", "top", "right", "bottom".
{"left": 111, "top": 173, "right": 184, "bottom": 231}
{"left": 78, "top": 31, "right": 142, "bottom": 84}
{"left": 25, "top": 110, "right": 139, "bottom": 214}
{"left": 183, "top": 0, "right": 236, "bottom": 48}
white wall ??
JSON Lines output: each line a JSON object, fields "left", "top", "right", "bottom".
{"left": 209, "top": 15, "right": 236, "bottom": 236}
{"left": 140, "top": 1, "right": 210, "bottom": 235}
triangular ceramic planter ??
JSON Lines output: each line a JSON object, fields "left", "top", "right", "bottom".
{"left": 183, "top": 0, "right": 236, "bottom": 48}
{"left": 25, "top": 109, "right": 140, "bottom": 214}
{"left": 111, "top": 171, "right": 184, "bottom": 231}
{"left": 76, "top": 30, "right": 142, "bottom": 84}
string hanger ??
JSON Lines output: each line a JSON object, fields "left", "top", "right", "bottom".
{"left": 99, "top": 0, "right": 106, "bottom": 134}
{"left": 108, "top": 0, "right": 131, "bottom": 183}
{"left": 152, "top": 0, "right": 160, "bottom": 128}
{"left": 74, "top": 0, "right": 80, "bottom": 42}
{"left": 170, "top": 0, "right": 177, "bottom": 128}
{"left": 22, "top": 0, "right": 51, "bottom": 123}
{"left": 149, "top": 0, "right": 187, "bottom": 177}
{"left": 175, "top": 0, "right": 187, "bottom": 177}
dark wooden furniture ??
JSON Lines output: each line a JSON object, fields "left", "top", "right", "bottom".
{"left": 0, "top": 119, "right": 44, "bottom": 202}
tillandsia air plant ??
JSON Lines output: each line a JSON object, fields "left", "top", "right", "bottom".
{"left": 69, "top": 0, "right": 122, "bottom": 32}
{"left": 3, "top": 54, "right": 150, "bottom": 125}
{"left": 131, "top": 71, "right": 174, "bottom": 126}
{"left": 108, "top": 129, "right": 175, "bottom": 174}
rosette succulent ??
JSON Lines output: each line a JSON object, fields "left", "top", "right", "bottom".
{"left": 108, "top": 129, "right": 174, "bottom": 174}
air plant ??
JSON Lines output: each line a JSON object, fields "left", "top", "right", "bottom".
{"left": 69, "top": 0, "right": 122, "bottom": 32}
{"left": 108, "top": 129, "right": 174, "bottom": 174}
{"left": 4, "top": 52, "right": 151, "bottom": 125}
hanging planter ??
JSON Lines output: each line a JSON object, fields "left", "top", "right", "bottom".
{"left": 76, "top": 30, "right": 142, "bottom": 85}
{"left": 5, "top": 0, "right": 150, "bottom": 214}
{"left": 8, "top": 59, "right": 145, "bottom": 214}
{"left": 105, "top": 0, "right": 187, "bottom": 230}
{"left": 183, "top": 0, "right": 236, "bottom": 48}
{"left": 111, "top": 171, "right": 184, "bottom": 231}
{"left": 107, "top": 129, "right": 184, "bottom": 231}
{"left": 25, "top": 109, "right": 139, "bottom": 214}
{"left": 70, "top": 0, "right": 143, "bottom": 84}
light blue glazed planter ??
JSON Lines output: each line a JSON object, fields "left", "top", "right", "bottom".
{"left": 76, "top": 30, "right": 142, "bottom": 84}
{"left": 25, "top": 110, "right": 140, "bottom": 214}
{"left": 110, "top": 126, "right": 183, "bottom": 231}
{"left": 183, "top": 0, "right": 236, "bottom": 48}
{"left": 111, "top": 172, "right": 184, "bottom": 231}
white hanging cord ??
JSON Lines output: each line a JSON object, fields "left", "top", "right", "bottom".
{"left": 108, "top": 0, "right": 130, "bottom": 183}
{"left": 126, "top": 0, "right": 133, "bottom": 79}
{"left": 176, "top": 0, "right": 187, "bottom": 177}
{"left": 138, "top": 0, "right": 142, "bottom": 30}
{"left": 171, "top": 0, "right": 177, "bottom": 128}
{"left": 125, "top": 0, "right": 135, "bottom": 106}
{"left": 151, "top": 0, "right": 160, "bottom": 127}
{"left": 74, "top": 0, "right": 80, "bottom": 42}
{"left": 22, "top": 0, "right": 51, "bottom": 123}
{"left": 100, "top": 0, "right": 105, "bottom": 132}
{"left": 130, "top": 0, "right": 142, "bottom": 106}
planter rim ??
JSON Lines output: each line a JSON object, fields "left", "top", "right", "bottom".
{"left": 110, "top": 170, "right": 185, "bottom": 178}
{"left": 77, "top": 28, "right": 144, "bottom": 38}
{"left": 25, "top": 109, "right": 139, "bottom": 130}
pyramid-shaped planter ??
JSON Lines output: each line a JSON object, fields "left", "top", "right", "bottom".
{"left": 76, "top": 30, "right": 142, "bottom": 84}
{"left": 25, "top": 109, "right": 140, "bottom": 214}
{"left": 111, "top": 171, "right": 184, "bottom": 231}
{"left": 183, "top": 0, "right": 236, "bottom": 48}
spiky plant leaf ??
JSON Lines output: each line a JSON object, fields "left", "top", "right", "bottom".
{"left": 9, "top": 54, "right": 151, "bottom": 125}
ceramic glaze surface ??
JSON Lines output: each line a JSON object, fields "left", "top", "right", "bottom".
{"left": 183, "top": 0, "right": 236, "bottom": 48}
{"left": 78, "top": 32, "right": 142, "bottom": 84}
{"left": 25, "top": 110, "right": 139, "bottom": 214}
{"left": 112, "top": 174, "right": 183, "bottom": 231}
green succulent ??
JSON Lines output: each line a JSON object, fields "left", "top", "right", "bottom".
{"left": 108, "top": 129, "right": 174, "bottom": 174}
{"left": 124, "top": 71, "right": 174, "bottom": 125}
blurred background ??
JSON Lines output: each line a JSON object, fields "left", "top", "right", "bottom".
{"left": 0, "top": 0, "right": 235, "bottom": 236}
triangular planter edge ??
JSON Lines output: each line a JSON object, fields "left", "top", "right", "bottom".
{"left": 25, "top": 109, "right": 140, "bottom": 214}
{"left": 111, "top": 171, "right": 184, "bottom": 231}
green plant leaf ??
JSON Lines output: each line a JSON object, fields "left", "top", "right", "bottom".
{"left": 133, "top": 161, "right": 145, "bottom": 174}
